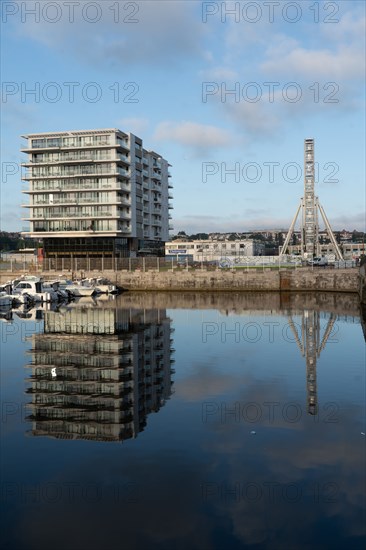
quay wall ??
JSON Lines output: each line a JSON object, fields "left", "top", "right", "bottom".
{"left": 0, "top": 268, "right": 360, "bottom": 293}
{"left": 85, "top": 268, "right": 359, "bottom": 293}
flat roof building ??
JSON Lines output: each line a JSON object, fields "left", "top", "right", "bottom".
{"left": 165, "top": 239, "right": 265, "bottom": 261}
{"left": 21, "top": 129, "right": 173, "bottom": 258}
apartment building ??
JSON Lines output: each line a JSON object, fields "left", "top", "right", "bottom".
{"left": 165, "top": 239, "right": 265, "bottom": 261}
{"left": 21, "top": 129, "right": 173, "bottom": 258}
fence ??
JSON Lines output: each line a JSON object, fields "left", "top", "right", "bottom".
{"left": 0, "top": 256, "right": 358, "bottom": 273}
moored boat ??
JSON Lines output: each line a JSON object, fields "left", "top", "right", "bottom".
{"left": 85, "top": 277, "right": 118, "bottom": 294}
{"left": 12, "top": 278, "right": 59, "bottom": 303}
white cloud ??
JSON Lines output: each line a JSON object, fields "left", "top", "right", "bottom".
{"left": 261, "top": 44, "right": 365, "bottom": 80}
{"left": 14, "top": 1, "right": 205, "bottom": 68}
{"left": 200, "top": 66, "right": 239, "bottom": 80}
{"left": 261, "top": 14, "right": 365, "bottom": 81}
{"left": 118, "top": 117, "right": 149, "bottom": 136}
{"left": 154, "top": 121, "right": 232, "bottom": 152}
{"left": 321, "top": 11, "right": 366, "bottom": 42}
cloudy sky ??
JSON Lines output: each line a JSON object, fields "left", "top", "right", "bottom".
{"left": 1, "top": 0, "right": 365, "bottom": 232}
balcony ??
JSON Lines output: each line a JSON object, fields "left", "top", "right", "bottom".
{"left": 118, "top": 211, "right": 131, "bottom": 220}
{"left": 118, "top": 196, "right": 131, "bottom": 206}
{"left": 118, "top": 182, "right": 130, "bottom": 192}
{"left": 26, "top": 213, "right": 119, "bottom": 222}
{"left": 116, "top": 154, "right": 130, "bottom": 164}
{"left": 116, "top": 139, "right": 129, "bottom": 150}
{"left": 23, "top": 155, "right": 113, "bottom": 165}
{"left": 118, "top": 226, "right": 131, "bottom": 233}
{"left": 23, "top": 168, "right": 122, "bottom": 180}
{"left": 117, "top": 168, "right": 130, "bottom": 177}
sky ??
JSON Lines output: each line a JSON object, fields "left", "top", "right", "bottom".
{"left": 1, "top": 0, "right": 365, "bottom": 233}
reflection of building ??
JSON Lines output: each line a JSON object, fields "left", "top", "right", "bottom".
{"left": 25, "top": 306, "right": 174, "bottom": 442}
{"left": 288, "top": 310, "right": 336, "bottom": 415}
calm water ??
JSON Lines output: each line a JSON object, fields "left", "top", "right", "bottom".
{"left": 1, "top": 292, "right": 365, "bottom": 550}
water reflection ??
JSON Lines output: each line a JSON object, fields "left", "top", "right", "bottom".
{"left": 1, "top": 292, "right": 364, "bottom": 549}
{"left": 25, "top": 304, "right": 175, "bottom": 442}
{"left": 288, "top": 310, "right": 337, "bottom": 415}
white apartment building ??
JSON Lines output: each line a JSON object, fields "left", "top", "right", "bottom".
{"left": 21, "top": 129, "right": 173, "bottom": 258}
{"left": 165, "top": 239, "right": 265, "bottom": 261}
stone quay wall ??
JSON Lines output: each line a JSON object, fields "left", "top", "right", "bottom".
{"left": 100, "top": 268, "right": 359, "bottom": 293}
{"left": 0, "top": 268, "right": 360, "bottom": 294}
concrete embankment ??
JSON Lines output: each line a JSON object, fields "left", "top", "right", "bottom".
{"left": 0, "top": 267, "right": 360, "bottom": 293}
{"left": 109, "top": 268, "right": 359, "bottom": 293}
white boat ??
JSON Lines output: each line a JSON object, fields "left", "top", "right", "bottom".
{"left": 42, "top": 281, "right": 69, "bottom": 300}
{"left": 65, "top": 281, "right": 95, "bottom": 297}
{"left": 85, "top": 277, "right": 117, "bottom": 294}
{"left": 45, "top": 278, "right": 87, "bottom": 298}
{"left": 12, "top": 278, "right": 59, "bottom": 302}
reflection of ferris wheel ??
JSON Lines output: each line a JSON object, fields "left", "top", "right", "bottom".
{"left": 288, "top": 310, "right": 337, "bottom": 416}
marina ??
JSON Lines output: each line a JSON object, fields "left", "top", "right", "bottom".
{"left": 0, "top": 274, "right": 120, "bottom": 309}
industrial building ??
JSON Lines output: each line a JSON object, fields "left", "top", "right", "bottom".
{"left": 21, "top": 129, "right": 173, "bottom": 259}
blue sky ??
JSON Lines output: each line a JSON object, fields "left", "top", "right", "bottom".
{"left": 1, "top": 0, "right": 365, "bottom": 233}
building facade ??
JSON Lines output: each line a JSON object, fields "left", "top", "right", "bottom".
{"left": 165, "top": 239, "right": 265, "bottom": 261}
{"left": 21, "top": 129, "right": 173, "bottom": 258}
{"left": 286, "top": 242, "right": 364, "bottom": 260}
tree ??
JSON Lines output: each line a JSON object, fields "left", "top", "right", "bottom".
{"left": 276, "top": 233, "right": 284, "bottom": 246}
{"left": 249, "top": 233, "right": 265, "bottom": 241}
{"left": 190, "top": 233, "right": 209, "bottom": 241}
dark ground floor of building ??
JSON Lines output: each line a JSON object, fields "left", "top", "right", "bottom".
{"left": 42, "top": 237, "right": 165, "bottom": 258}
